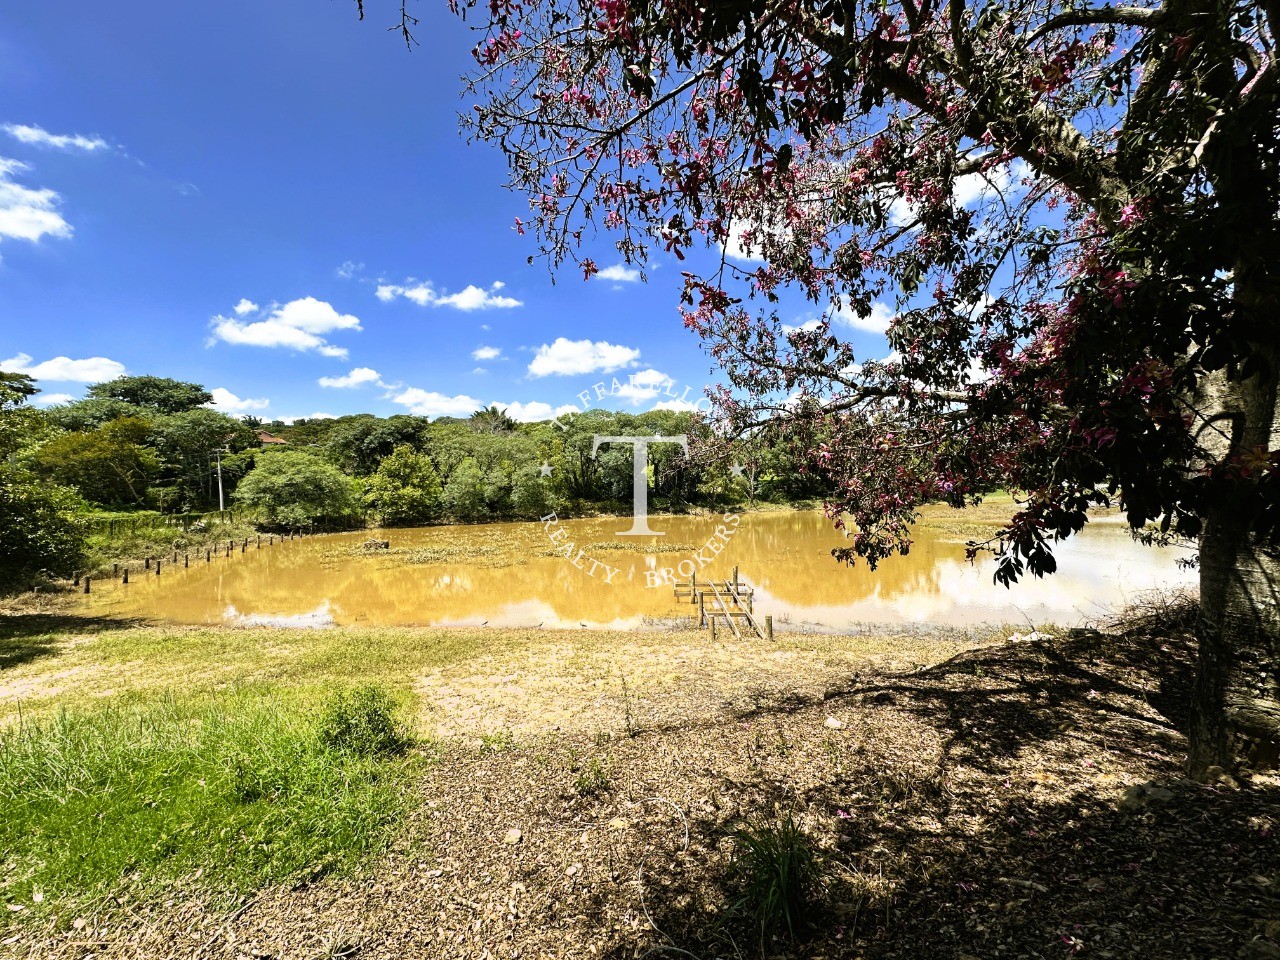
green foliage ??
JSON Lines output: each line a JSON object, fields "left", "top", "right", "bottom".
{"left": 0, "top": 472, "right": 88, "bottom": 587}
{"left": 441, "top": 455, "right": 487, "bottom": 521}
{"left": 234, "top": 449, "right": 360, "bottom": 528}
{"left": 0, "top": 691, "right": 416, "bottom": 917}
{"left": 572, "top": 756, "right": 612, "bottom": 797}
{"left": 317, "top": 685, "right": 412, "bottom": 757}
{"left": 0, "top": 378, "right": 88, "bottom": 587}
{"left": 729, "top": 813, "right": 819, "bottom": 952}
{"left": 152, "top": 408, "right": 257, "bottom": 511}
{"left": 511, "top": 465, "right": 555, "bottom": 518}
{"left": 469, "top": 404, "right": 518, "bottom": 434}
{"left": 86, "top": 374, "right": 212, "bottom": 413}
{"left": 362, "top": 445, "right": 442, "bottom": 526}
{"left": 323, "top": 414, "right": 428, "bottom": 476}
{"left": 32, "top": 417, "right": 159, "bottom": 507}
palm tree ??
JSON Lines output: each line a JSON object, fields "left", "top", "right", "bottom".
{"left": 469, "top": 404, "right": 517, "bottom": 434}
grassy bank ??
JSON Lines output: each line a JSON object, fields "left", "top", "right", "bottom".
{"left": 1, "top": 687, "right": 420, "bottom": 922}
{"left": 3, "top": 602, "right": 1273, "bottom": 959}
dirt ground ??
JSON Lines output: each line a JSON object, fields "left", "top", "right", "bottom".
{"left": 3, "top": 606, "right": 1278, "bottom": 960}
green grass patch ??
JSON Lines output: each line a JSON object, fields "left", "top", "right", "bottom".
{"left": 728, "top": 813, "right": 820, "bottom": 953}
{"left": 0, "top": 685, "right": 422, "bottom": 923}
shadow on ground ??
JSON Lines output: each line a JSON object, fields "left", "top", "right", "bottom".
{"left": 602, "top": 609, "right": 1280, "bottom": 960}
{"left": 0, "top": 613, "right": 145, "bottom": 671}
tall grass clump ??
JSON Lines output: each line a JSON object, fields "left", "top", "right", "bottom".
{"left": 0, "top": 686, "right": 417, "bottom": 920}
{"left": 317, "top": 685, "right": 412, "bottom": 756}
{"left": 728, "top": 813, "right": 820, "bottom": 953}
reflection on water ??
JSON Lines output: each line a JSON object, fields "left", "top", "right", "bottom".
{"left": 82, "top": 510, "right": 1196, "bottom": 630}
{"left": 223, "top": 600, "right": 335, "bottom": 629}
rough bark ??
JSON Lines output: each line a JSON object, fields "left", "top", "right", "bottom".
{"left": 1189, "top": 338, "right": 1280, "bottom": 775}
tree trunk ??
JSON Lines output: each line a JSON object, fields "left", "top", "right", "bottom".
{"left": 1193, "top": 511, "right": 1280, "bottom": 774}
{"left": 1189, "top": 338, "right": 1280, "bottom": 776}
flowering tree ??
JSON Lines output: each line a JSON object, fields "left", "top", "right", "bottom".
{"left": 360, "top": 0, "right": 1278, "bottom": 772}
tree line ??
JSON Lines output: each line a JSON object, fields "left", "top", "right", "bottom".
{"left": 0, "top": 372, "right": 823, "bottom": 589}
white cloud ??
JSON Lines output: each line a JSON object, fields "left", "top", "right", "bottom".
{"left": 527, "top": 337, "right": 641, "bottom": 378}
{"left": 376, "top": 279, "right": 522, "bottom": 311}
{"left": 781, "top": 317, "right": 823, "bottom": 335}
{"left": 498, "top": 401, "right": 579, "bottom": 423}
{"left": 318, "top": 366, "right": 382, "bottom": 389}
{"left": 651, "top": 398, "right": 704, "bottom": 413}
{"left": 2, "top": 123, "right": 108, "bottom": 153}
{"left": 595, "top": 263, "right": 640, "bottom": 283}
{"left": 612, "top": 368, "right": 676, "bottom": 405}
{"left": 336, "top": 260, "right": 364, "bottom": 280}
{"left": 723, "top": 220, "right": 767, "bottom": 264}
{"left": 32, "top": 392, "right": 75, "bottom": 406}
{"left": 211, "top": 296, "right": 361, "bottom": 358}
{"left": 1, "top": 351, "right": 125, "bottom": 383}
{"left": 834, "top": 300, "right": 895, "bottom": 334}
{"left": 391, "top": 388, "right": 483, "bottom": 419}
{"left": 0, "top": 158, "right": 72, "bottom": 249}
{"left": 233, "top": 298, "right": 258, "bottom": 316}
{"left": 206, "top": 387, "right": 269, "bottom": 414}
{"left": 471, "top": 345, "right": 503, "bottom": 361}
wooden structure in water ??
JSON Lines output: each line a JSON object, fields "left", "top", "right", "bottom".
{"left": 674, "top": 566, "right": 773, "bottom": 640}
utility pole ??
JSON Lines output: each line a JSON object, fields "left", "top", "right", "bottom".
{"left": 213, "top": 447, "right": 227, "bottom": 512}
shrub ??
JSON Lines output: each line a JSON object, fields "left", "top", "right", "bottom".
{"left": 729, "top": 813, "right": 819, "bottom": 952}
{"left": 234, "top": 449, "right": 360, "bottom": 528}
{"left": 317, "top": 686, "right": 411, "bottom": 757}
{"left": 573, "top": 756, "right": 611, "bottom": 797}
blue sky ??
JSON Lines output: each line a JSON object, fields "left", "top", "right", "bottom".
{"left": 0, "top": 1, "right": 895, "bottom": 423}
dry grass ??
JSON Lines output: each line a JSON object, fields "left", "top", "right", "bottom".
{"left": 2, "top": 597, "right": 1276, "bottom": 960}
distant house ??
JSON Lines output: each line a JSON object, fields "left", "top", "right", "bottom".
{"left": 256, "top": 430, "right": 288, "bottom": 446}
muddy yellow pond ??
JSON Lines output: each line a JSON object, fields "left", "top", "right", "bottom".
{"left": 81, "top": 510, "right": 1195, "bottom": 630}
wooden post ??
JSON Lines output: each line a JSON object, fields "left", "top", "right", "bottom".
{"left": 710, "top": 616, "right": 717, "bottom": 641}
{"left": 83, "top": 577, "right": 90, "bottom": 594}
{"left": 173, "top": 550, "right": 179, "bottom": 564}
{"left": 765, "top": 615, "right": 773, "bottom": 642}
{"left": 145, "top": 557, "right": 151, "bottom": 569}
{"left": 155, "top": 560, "right": 162, "bottom": 576}
{"left": 733, "top": 565, "right": 739, "bottom": 593}
{"left": 122, "top": 567, "right": 129, "bottom": 584}
{"left": 690, "top": 572, "right": 697, "bottom": 604}
{"left": 206, "top": 549, "right": 211, "bottom": 562}
{"left": 112, "top": 563, "right": 119, "bottom": 577}
{"left": 257, "top": 535, "right": 261, "bottom": 549}
{"left": 73, "top": 573, "right": 80, "bottom": 586}
{"left": 699, "top": 592, "right": 706, "bottom": 628}
{"left": 241, "top": 539, "right": 247, "bottom": 553}
{"left": 184, "top": 553, "right": 189, "bottom": 568}
{"left": 269, "top": 535, "right": 274, "bottom": 546}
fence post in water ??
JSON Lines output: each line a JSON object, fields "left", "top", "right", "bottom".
{"left": 241, "top": 539, "right": 247, "bottom": 553}
{"left": 765, "top": 615, "right": 773, "bottom": 642}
